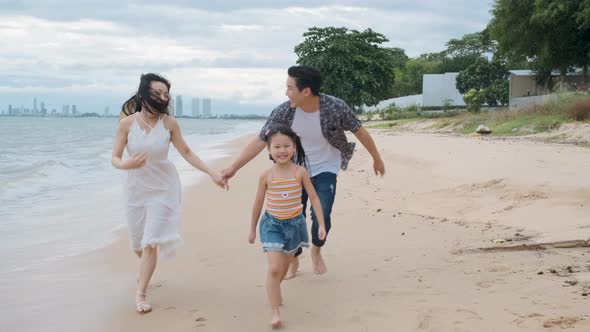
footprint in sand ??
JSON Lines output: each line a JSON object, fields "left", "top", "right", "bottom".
{"left": 509, "top": 312, "right": 544, "bottom": 328}
{"left": 456, "top": 308, "right": 483, "bottom": 320}
{"left": 476, "top": 281, "right": 495, "bottom": 289}
{"left": 417, "top": 311, "right": 433, "bottom": 331}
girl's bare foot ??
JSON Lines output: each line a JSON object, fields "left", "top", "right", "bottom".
{"left": 270, "top": 309, "right": 282, "bottom": 329}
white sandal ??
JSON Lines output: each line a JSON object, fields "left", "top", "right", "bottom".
{"left": 136, "top": 291, "right": 152, "bottom": 314}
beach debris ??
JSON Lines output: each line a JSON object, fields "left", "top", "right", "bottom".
{"left": 563, "top": 280, "right": 578, "bottom": 287}
{"left": 194, "top": 317, "right": 207, "bottom": 322}
{"left": 537, "top": 271, "right": 544, "bottom": 275}
{"left": 492, "top": 239, "right": 506, "bottom": 244}
{"left": 475, "top": 125, "right": 492, "bottom": 135}
{"left": 542, "top": 316, "right": 582, "bottom": 329}
{"left": 376, "top": 208, "right": 382, "bottom": 212}
{"left": 401, "top": 232, "right": 405, "bottom": 236}
{"left": 549, "top": 269, "right": 558, "bottom": 274}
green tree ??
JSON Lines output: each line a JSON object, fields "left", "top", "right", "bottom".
{"left": 437, "top": 53, "right": 484, "bottom": 73}
{"left": 445, "top": 29, "right": 496, "bottom": 57}
{"left": 388, "top": 47, "right": 409, "bottom": 69}
{"left": 392, "top": 56, "right": 441, "bottom": 96}
{"left": 393, "top": 30, "right": 495, "bottom": 98}
{"left": 456, "top": 58, "right": 509, "bottom": 94}
{"left": 490, "top": 0, "right": 590, "bottom": 85}
{"left": 463, "top": 89, "right": 484, "bottom": 112}
{"left": 294, "top": 27, "right": 396, "bottom": 112}
{"left": 456, "top": 58, "right": 510, "bottom": 106}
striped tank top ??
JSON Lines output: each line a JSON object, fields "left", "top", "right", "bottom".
{"left": 266, "top": 166, "right": 303, "bottom": 220}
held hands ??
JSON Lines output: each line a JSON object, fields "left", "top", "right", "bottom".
{"left": 318, "top": 226, "right": 327, "bottom": 241}
{"left": 248, "top": 229, "right": 256, "bottom": 244}
{"left": 125, "top": 153, "right": 149, "bottom": 169}
{"left": 220, "top": 166, "right": 236, "bottom": 182}
{"left": 373, "top": 158, "right": 385, "bottom": 176}
{"left": 210, "top": 171, "right": 229, "bottom": 190}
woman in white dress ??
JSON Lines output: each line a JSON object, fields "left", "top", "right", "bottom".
{"left": 112, "top": 73, "right": 227, "bottom": 314}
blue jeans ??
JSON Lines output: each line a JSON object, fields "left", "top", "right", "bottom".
{"left": 301, "top": 172, "right": 337, "bottom": 247}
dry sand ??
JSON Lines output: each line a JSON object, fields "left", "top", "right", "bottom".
{"left": 4, "top": 130, "right": 590, "bottom": 332}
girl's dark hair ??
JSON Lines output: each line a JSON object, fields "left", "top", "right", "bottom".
{"left": 265, "top": 125, "right": 308, "bottom": 168}
{"left": 121, "top": 73, "right": 171, "bottom": 117}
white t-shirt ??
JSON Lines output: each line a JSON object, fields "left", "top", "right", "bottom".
{"left": 291, "top": 108, "right": 341, "bottom": 176}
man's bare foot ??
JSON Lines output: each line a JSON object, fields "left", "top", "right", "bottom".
{"left": 270, "top": 309, "right": 282, "bottom": 329}
{"left": 284, "top": 258, "right": 299, "bottom": 280}
{"left": 311, "top": 248, "right": 327, "bottom": 275}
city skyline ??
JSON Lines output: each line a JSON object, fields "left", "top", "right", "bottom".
{"left": 0, "top": 95, "right": 232, "bottom": 118}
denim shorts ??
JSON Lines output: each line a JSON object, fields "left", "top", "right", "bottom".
{"left": 259, "top": 211, "right": 309, "bottom": 256}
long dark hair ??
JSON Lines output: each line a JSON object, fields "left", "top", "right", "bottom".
{"left": 264, "top": 126, "right": 308, "bottom": 168}
{"left": 121, "top": 73, "right": 171, "bottom": 117}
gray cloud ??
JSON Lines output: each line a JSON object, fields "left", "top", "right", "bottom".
{"left": 0, "top": 1, "right": 493, "bottom": 114}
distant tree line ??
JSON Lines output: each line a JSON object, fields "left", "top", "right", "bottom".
{"left": 294, "top": 0, "right": 589, "bottom": 112}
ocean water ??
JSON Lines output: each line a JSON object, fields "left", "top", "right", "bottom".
{"left": 0, "top": 116, "right": 264, "bottom": 274}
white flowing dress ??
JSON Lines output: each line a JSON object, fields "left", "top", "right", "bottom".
{"left": 125, "top": 113, "right": 182, "bottom": 257}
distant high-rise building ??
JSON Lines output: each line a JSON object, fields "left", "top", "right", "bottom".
{"left": 33, "top": 98, "right": 38, "bottom": 112}
{"left": 175, "top": 95, "right": 183, "bottom": 117}
{"left": 72, "top": 104, "right": 78, "bottom": 116}
{"left": 40, "top": 102, "right": 47, "bottom": 115}
{"left": 191, "top": 98, "right": 200, "bottom": 117}
{"left": 63, "top": 105, "right": 70, "bottom": 116}
{"left": 8, "top": 104, "right": 12, "bottom": 115}
{"left": 202, "top": 98, "right": 211, "bottom": 117}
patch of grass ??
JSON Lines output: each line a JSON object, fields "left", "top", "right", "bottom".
{"left": 429, "top": 119, "right": 452, "bottom": 129}
{"left": 367, "top": 118, "right": 425, "bottom": 129}
{"left": 369, "top": 92, "right": 590, "bottom": 136}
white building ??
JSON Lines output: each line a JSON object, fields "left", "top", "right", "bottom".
{"left": 202, "top": 98, "right": 211, "bottom": 117}
{"left": 191, "top": 97, "right": 200, "bottom": 117}
{"left": 175, "top": 95, "right": 183, "bottom": 117}
{"left": 422, "top": 72, "right": 465, "bottom": 107}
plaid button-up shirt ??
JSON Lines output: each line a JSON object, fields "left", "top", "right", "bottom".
{"left": 259, "top": 94, "right": 362, "bottom": 170}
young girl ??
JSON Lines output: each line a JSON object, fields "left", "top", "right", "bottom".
{"left": 112, "top": 73, "right": 227, "bottom": 314}
{"left": 248, "top": 125, "right": 326, "bottom": 328}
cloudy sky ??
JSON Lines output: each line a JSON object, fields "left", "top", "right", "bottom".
{"left": 0, "top": 1, "right": 493, "bottom": 115}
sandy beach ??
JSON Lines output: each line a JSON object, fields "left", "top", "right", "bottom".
{"left": 4, "top": 130, "right": 590, "bottom": 332}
